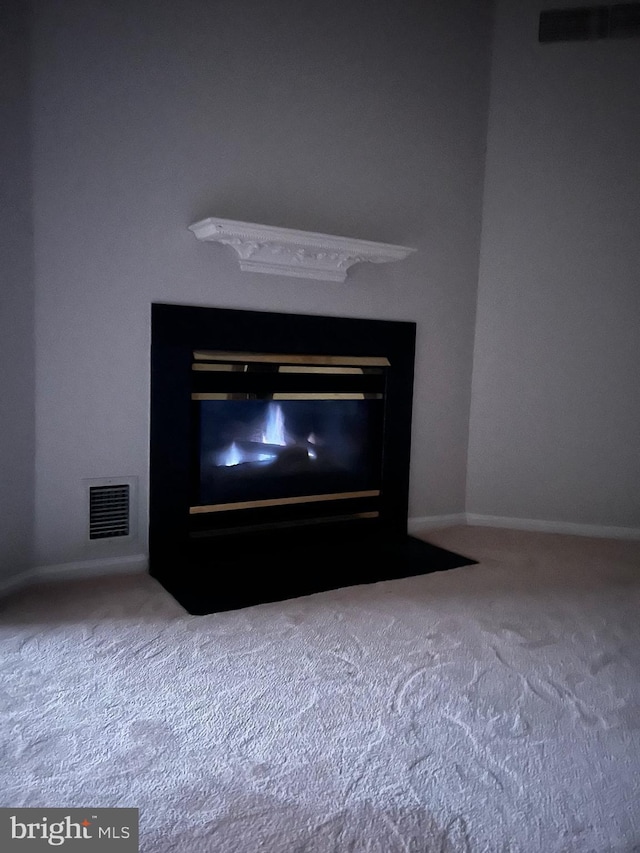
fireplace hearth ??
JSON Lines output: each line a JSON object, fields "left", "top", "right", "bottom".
{"left": 149, "top": 303, "right": 474, "bottom": 613}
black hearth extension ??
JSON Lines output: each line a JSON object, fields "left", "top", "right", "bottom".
{"left": 149, "top": 303, "right": 474, "bottom": 614}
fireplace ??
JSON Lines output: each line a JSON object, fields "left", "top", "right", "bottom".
{"left": 149, "top": 303, "right": 472, "bottom": 613}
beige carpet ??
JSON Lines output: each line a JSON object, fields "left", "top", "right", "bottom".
{"left": 1, "top": 525, "right": 639, "bottom": 852}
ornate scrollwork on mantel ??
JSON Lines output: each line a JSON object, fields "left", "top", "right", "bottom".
{"left": 188, "top": 217, "right": 416, "bottom": 282}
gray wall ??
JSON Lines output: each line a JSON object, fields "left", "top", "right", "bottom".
{"left": 31, "top": 0, "right": 491, "bottom": 566}
{"left": 0, "top": 0, "right": 35, "bottom": 582}
{"left": 468, "top": 0, "right": 640, "bottom": 528}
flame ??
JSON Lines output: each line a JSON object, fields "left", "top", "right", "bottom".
{"left": 261, "top": 403, "right": 288, "bottom": 446}
{"left": 214, "top": 403, "right": 318, "bottom": 468}
{"left": 219, "top": 441, "right": 242, "bottom": 467}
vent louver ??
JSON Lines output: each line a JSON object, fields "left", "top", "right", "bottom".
{"left": 539, "top": 3, "right": 640, "bottom": 42}
{"left": 89, "top": 484, "right": 130, "bottom": 540}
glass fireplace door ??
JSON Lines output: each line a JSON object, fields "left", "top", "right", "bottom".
{"left": 189, "top": 350, "right": 388, "bottom": 525}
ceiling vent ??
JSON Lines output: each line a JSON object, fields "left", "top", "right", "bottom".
{"left": 85, "top": 477, "right": 137, "bottom": 541}
{"left": 539, "top": 3, "right": 640, "bottom": 42}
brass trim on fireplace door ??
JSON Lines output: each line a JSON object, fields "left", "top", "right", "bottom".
{"left": 192, "top": 363, "right": 375, "bottom": 374}
{"left": 278, "top": 366, "right": 365, "bottom": 374}
{"left": 191, "top": 393, "right": 243, "bottom": 400}
{"left": 189, "top": 489, "right": 381, "bottom": 514}
{"left": 193, "top": 351, "right": 390, "bottom": 367}
{"left": 272, "top": 393, "right": 379, "bottom": 400}
{"left": 191, "top": 392, "right": 382, "bottom": 401}
{"left": 191, "top": 363, "right": 247, "bottom": 372}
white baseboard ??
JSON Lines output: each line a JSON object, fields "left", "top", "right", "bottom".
{"left": 466, "top": 514, "right": 640, "bottom": 541}
{"left": 408, "top": 514, "right": 467, "bottom": 533}
{"left": 3, "top": 513, "right": 638, "bottom": 600}
{"left": 36, "top": 554, "right": 149, "bottom": 581}
{"left": 0, "top": 554, "right": 149, "bottom": 599}
{"left": 0, "top": 569, "right": 38, "bottom": 598}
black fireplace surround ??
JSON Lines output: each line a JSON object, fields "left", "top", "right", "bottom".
{"left": 149, "top": 303, "right": 474, "bottom": 613}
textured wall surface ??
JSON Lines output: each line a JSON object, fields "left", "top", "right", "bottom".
{"left": 468, "top": 0, "right": 640, "bottom": 528}
{"left": 31, "top": 0, "right": 491, "bottom": 566}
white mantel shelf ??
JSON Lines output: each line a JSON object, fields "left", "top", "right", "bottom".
{"left": 188, "top": 217, "right": 416, "bottom": 282}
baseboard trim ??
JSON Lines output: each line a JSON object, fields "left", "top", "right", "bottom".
{"left": 3, "top": 513, "right": 638, "bottom": 600}
{"left": 408, "top": 514, "right": 467, "bottom": 533}
{"left": 466, "top": 514, "right": 640, "bottom": 540}
{"left": 0, "top": 554, "right": 149, "bottom": 598}
{"left": 36, "top": 554, "right": 149, "bottom": 581}
{"left": 0, "top": 569, "right": 38, "bottom": 598}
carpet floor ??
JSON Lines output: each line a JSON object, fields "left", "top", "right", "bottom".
{"left": 1, "top": 525, "right": 639, "bottom": 852}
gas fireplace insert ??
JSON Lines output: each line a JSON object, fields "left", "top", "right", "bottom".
{"left": 149, "top": 303, "right": 473, "bottom": 613}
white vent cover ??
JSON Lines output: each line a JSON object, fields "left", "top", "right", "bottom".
{"left": 84, "top": 477, "right": 137, "bottom": 542}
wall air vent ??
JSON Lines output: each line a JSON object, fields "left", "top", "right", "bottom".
{"left": 539, "top": 3, "right": 640, "bottom": 42}
{"left": 85, "top": 477, "right": 137, "bottom": 541}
